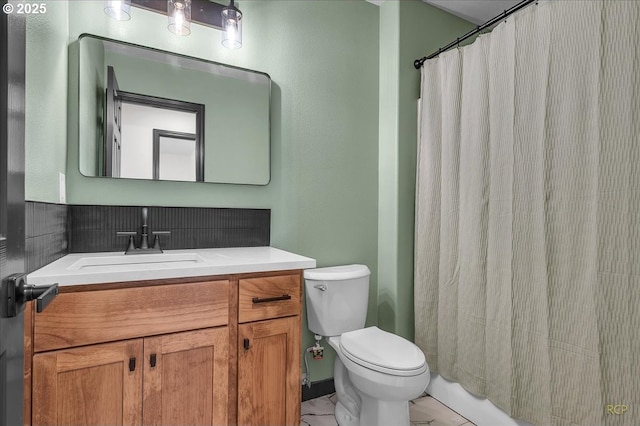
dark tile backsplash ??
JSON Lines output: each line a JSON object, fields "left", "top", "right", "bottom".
{"left": 25, "top": 202, "right": 271, "bottom": 271}
{"left": 25, "top": 201, "right": 68, "bottom": 273}
{"left": 68, "top": 205, "right": 270, "bottom": 253}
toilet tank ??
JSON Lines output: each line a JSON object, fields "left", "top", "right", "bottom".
{"left": 304, "top": 264, "right": 370, "bottom": 337}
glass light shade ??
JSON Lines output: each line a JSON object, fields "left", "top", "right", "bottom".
{"left": 104, "top": 0, "right": 131, "bottom": 21}
{"left": 221, "top": 5, "right": 242, "bottom": 49}
{"left": 168, "top": 0, "right": 192, "bottom": 36}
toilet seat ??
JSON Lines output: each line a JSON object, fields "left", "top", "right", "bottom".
{"left": 339, "top": 326, "right": 427, "bottom": 377}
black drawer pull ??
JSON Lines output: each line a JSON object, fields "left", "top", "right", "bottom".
{"left": 252, "top": 294, "right": 292, "bottom": 304}
{"left": 129, "top": 357, "right": 136, "bottom": 372}
{"left": 150, "top": 354, "right": 157, "bottom": 368}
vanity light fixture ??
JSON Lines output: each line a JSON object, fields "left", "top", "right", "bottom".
{"left": 105, "top": 0, "right": 244, "bottom": 50}
{"left": 221, "top": 0, "right": 242, "bottom": 49}
{"left": 104, "top": 0, "right": 132, "bottom": 21}
{"left": 167, "top": 0, "right": 192, "bottom": 36}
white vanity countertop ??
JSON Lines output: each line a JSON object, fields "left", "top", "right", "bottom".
{"left": 27, "top": 247, "right": 317, "bottom": 286}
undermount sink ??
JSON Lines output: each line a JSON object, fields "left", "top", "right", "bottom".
{"left": 67, "top": 252, "right": 206, "bottom": 270}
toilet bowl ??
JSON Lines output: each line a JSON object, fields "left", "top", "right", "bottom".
{"left": 328, "top": 328, "right": 430, "bottom": 426}
{"left": 304, "top": 265, "right": 430, "bottom": 426}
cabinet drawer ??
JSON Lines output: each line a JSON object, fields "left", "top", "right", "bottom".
{"left": 239, "top": 274, "right": 301, "bottom": 323}
{"left": 34, "top": 280, "right": 229, "bottom": 352}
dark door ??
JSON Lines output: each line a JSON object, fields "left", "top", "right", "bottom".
{"left": 0, "top": 9, "right": 26, "bottom": 426}
{"left": 105, "top": 66, "right": 122, "bottom": 177}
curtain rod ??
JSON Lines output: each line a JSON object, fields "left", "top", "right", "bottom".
{"left": 414, "top": 0, "right": 536, "bottom": 69}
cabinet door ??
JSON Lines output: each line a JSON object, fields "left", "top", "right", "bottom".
{"left": 143, "top": 327, "right": 229, "bottom": 426}
{"left": 32, "top": 339, "right": 143, "bottom": 426}
{"left": 238, "top": 316, "right": 301, "bottom": 426}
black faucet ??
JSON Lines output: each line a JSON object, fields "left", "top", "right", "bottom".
{"left": 116, "top": 207, "right": 170, "bottom": 254}
{"left": 140, "top": 207, "right": 150, "bottom": 249}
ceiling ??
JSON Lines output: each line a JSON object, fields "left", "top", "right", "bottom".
{"left": 422, "top": 0, "right": 521, "bottom": 25}
{"left": 363, "top": 1, "right": 524, "bottom": 27}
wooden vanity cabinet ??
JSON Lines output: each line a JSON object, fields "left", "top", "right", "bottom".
{"left": 32, "top": 328, "right": 229, "bottom": 426}
{"left": 237, "top": 273, "right": 302, "bottom": 426}
{"left": 142, "top": 327, "right": 229, "bottom": 426}
{"left": 32, "top": 339, "right": 144, "bottom": 425}
{"left": 29, "top": 279, "right": 230, "bottom": 426}
{"left": 25, "top": 270, "right": 303, "bottom": 426}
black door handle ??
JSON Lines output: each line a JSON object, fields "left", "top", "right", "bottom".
{"left": 28, "top": 283, "right": 59, "bottom": 313}
{"left": 2, "top": 273, "right": 59, "bottom": 318}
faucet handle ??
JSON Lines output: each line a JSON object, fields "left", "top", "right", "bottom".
{"left": 151, "top": 231, "right": 171, "bottom": 252}
{"left": 116, "top": 231, "right": 138, "bottom": 253}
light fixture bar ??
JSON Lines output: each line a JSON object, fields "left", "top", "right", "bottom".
{"left": 130, "top": 0, "right": 224, "bottom": 29}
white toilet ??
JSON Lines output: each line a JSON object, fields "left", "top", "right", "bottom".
{"left": 304, "top": 264, "right": 430, "bottom": 426}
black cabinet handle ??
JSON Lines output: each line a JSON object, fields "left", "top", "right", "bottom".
{"left": 150, "top": 354, "right": 157, "bottom": 368}
{"left": 243, "top": 338, "right": 250, "bottom": 350}
{"left": 129, "top": 357, "right": 136, "bottom": 372}
{"left": 252, "top": 294, "right": 291, "bottom": 304}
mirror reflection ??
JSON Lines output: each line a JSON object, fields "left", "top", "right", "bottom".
{"left": 78, "top": 34, "right": 271, "bottom": 185}
{"left": 106, "top": 66, "right": 205, "bottom": 181}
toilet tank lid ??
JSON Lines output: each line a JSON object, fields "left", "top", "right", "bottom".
{"left": 304, "top": 264, "right": 370, "bottom": 281}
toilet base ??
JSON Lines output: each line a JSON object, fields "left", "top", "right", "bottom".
{"left": 334, "top": 396, "right": 411, "bottom": 426}
{"left": 359, "top": 396, "right": 410, "bottom": 426}
{"left": 335, "top": 401, "right": 359, "bottom": 426}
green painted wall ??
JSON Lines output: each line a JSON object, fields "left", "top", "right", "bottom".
{"left": 377, "top": 1, "right": 474, "bottom": 339}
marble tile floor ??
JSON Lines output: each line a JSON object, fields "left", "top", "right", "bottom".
{"left": 300, "top": 393, "right": 475, "bottom": 426}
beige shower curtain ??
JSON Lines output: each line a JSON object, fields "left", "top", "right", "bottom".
{"left": 414, "top": 1, "right": 639, "bottom": 425}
